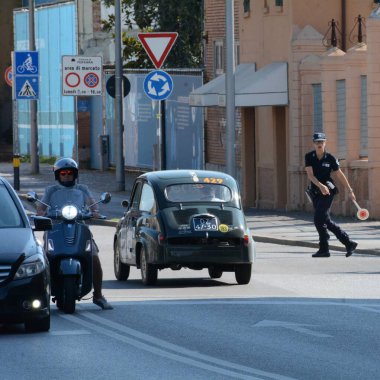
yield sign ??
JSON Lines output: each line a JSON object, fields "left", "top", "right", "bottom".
{"left": 138, "top": 32, "right": 178, "bottom": 69}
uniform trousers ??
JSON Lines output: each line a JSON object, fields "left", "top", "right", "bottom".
{"left": 312, "top": 194, "right": 350, "bottom": 249}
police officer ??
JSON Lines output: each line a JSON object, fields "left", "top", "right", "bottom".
{"left": 37, "top": 158, "right": 113, "bottom": 309}
{"left": 305, "top": 133, "right": 358, "bottom": 257}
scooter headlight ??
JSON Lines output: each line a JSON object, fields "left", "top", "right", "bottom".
{"left": 62, "top": 205, "right": 78, "bottom": 220}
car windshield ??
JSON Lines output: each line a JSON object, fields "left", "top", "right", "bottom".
{"left": 165, "top": 183, "right": 232, "bottom": 203}
{"left": 0, "top": 184, "right": 23, "bottom": 228}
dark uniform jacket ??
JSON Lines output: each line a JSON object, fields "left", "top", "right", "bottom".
{"left": 305, "top": 150, "right": 339, "bottom": 195}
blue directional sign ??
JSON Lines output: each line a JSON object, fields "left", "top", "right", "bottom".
{"left": 143, "top": 70, "right": 173, "bottom": 101}
{"left": 14, "top": 51, "right": 39, "bottom": 100}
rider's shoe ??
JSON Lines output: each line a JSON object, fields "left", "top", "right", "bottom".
{"left": 93, "top": 295, "right": 113, "bottom": 310}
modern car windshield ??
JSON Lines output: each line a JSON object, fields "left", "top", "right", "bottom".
{"left": 0, "top": 185, "right": 23, "bottom": 228}
{"left": 165, "top": 183, "right": 232, "bottom": 203}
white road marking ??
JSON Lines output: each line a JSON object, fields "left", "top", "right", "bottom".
{"left": 50, "top": 329, "right": 91, "bottom": 336}
{"left": 59, "top": 312, "right": 296, "bottom": 380}
{"left": 253, "top": 320, "right": 332, "bottom": 338}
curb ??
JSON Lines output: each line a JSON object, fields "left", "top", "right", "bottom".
{"left": 88, "top": 220, "right": 380, "bottom": 257}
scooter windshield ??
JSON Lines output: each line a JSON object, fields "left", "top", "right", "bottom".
{"left": 48, "top": 188, "right": 87, "bottom": 211}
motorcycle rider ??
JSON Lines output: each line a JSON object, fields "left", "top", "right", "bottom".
{"left": 36, "top": 158, "right": 113, "bottom": 310}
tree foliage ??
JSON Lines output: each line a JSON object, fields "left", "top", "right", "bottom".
{"left": 99, "top": 0, "right": 202, "bottom": 68}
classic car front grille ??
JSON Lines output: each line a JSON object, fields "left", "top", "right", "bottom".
{"left": 167, "top": 237, "right": 241, "bottom": 247}
{"left": 0, "top": 264, "right": 12, "bottom": 283}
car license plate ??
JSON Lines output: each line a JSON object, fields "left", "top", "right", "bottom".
{"left": 193, "top": 217, "right": 218, "bottom": 231}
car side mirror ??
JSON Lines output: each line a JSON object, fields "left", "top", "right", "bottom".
{"left": 32, "top": 216, "right": 53, "bottom": 231}
{"left": 100, "top": 192, "right": 111, "bottom": 204}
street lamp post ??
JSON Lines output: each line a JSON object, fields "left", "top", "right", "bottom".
{"left": 29, "top": 0, "right": 39, "bottom": 174}
{"left": 115, "top": 0, "right": 125, "bottom": 191}
{"left": 225, "top": 0, "right": 236, "bottom": 178}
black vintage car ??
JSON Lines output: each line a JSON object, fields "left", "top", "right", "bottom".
{"left": 113, "top": 170, "right": 255, "bottom": 285}
{"left": 0, "top": 176, "right": 52, "bottom": 332}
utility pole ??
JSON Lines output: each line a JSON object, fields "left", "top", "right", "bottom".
{"left": 115, "top": 0, "right": 125, "bottom": 191}
{"left": 225, "top": 0, "right": 235, "bottom": 178}
{"left": 29, "top": 0, "right": 39, "bottom": 173}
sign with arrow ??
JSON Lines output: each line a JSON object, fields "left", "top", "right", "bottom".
{"left": 138, "top": 32, "right": 178, "bottom": 69}
{"left": 143, "top": 70, "right": 173, "bottom": 101}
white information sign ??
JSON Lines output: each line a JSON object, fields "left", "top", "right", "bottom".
{"left": 62, "top": 56, "right": 102, "bottom": 96}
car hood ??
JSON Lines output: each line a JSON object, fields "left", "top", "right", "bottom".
{"left": 0, "top": 228, "right": 39, "bottom": 264}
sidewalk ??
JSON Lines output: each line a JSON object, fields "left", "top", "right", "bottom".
{"left": 1, "top": 162, "right": 379, "bottom": 256}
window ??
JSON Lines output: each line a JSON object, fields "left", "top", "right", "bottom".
{"left": 139, "top": 184, "right": 156, "bottom": 213}
{"left": 275, "top": 0, "right": 283, "bottom": 6}
{"left": 165, "top": 184, "right": 232, "bottom": 203}
{"left": 360, "top": 75, "right": 368, "bottom": 157}
{"left": 243, "top": 0, "right": 250, "bottom": 13}
{"left": 0, "top": 185, "right": 22, "bottom": 228}
{"left": 336, "top": 80, "right": 346, "bottom": 159}
{"left": 312, "top": 84, "right": 323, "bottom": 132}
{"left": 214, "top": 40, "right": 224, "bottom": 76}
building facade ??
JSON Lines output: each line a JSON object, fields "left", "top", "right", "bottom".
{"left": 194, "top": 0, "right": 380, "bottom": 219}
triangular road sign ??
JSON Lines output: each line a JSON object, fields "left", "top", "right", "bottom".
{"left": 138, "top": 32, "right": 178, "bottom": 69}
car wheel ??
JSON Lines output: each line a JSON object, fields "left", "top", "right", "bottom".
{"left": 208, "top": 267, "right": 223, "bottom": 279}
{"left": 235, "top": 264, "right": 252, "bottom": 285}
{"left": 140, "top": 246, "right": 157, "bottom": 286}
{"left": 25, "top": 314, "right": 50, "bottom": 333}
{"left": 62, "top": 276, "right": 77, "bottom": 314}
{"left": 114, "top": 241, "right": 130, "bottom": 281}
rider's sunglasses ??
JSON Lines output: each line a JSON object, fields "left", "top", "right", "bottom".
{"left": 59, "top": 169, "right": 74, "bottom": 176}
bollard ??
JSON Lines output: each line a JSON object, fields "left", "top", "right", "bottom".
{"left": 13, "top": 154, "right": 20, "bottom": 190}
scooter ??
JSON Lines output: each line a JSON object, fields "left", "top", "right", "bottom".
{"left": 27, "top": 191, "right": 111, "bottom": 314}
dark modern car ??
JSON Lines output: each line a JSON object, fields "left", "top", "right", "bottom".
{"left": 114, "top": 170, "right": 255, "bottom": 285}
{"left": 0, "top": 176, "right": 52, "bottom": 332}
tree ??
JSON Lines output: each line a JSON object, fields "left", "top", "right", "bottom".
{"left": 99, "top": 0, "right": 202, "bottom": 68}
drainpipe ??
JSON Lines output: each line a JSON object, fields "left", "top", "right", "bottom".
{"left": 341, "top": 0, "right": 346, "bottom": 51}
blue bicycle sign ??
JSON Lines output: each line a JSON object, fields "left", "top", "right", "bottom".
{"left": 143, "top": 70, "right": 173, "bottom": 101}
{"left": 14, "top": 51, "right": 39, "bottom": 75}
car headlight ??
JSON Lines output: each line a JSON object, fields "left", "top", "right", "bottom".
{"left": 62, "top": 205, "right": 78, "bottom": 220}
{"left": 15, "top": 255, "right": 45, "bottom": 279}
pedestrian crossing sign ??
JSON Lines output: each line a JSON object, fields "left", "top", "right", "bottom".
{"left": 15, "top": 76, "right": 39, "bottom": 100}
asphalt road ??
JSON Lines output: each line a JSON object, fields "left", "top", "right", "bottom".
{"left": 1, "top": 226, "right": 380, "bottom": 380}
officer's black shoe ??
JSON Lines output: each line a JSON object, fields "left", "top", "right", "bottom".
{"left": 345, "top": 241, "right": 358, "bottom": 257}
{"left": 312, "top": 250, "right": 330, "bottom": 258}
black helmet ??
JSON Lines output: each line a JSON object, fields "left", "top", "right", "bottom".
{"left": 53, "top": 157, "right": 78, "bottom": 181}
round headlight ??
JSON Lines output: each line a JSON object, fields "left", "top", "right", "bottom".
{"left": 62, "top": 205, "right": 78, "bottom": 220}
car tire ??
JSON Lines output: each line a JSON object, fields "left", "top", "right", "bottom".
{"left": 114, "top": 241, "right": 130, "bottom": 281}
{"left": 235, "top": 264, "right": 252, "bottom": 285}
{"left": 140, "top": 246, "right": 157, "bottom": 286}
{"left": 208, "top": 267, "right": 223, "bottom": 279}
{"left": 25, "top": 314, "right": 50, "bottom": 332}
{"left": 62, "top": 276, "right": 77, "bottom": 314}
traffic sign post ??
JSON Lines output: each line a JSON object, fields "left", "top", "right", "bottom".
{"left": 138, "top": 32, "right": 178, "bottom": 171}
{"left": 13, "top": 51, "right": 39, "bottom": 100}
{"left": 62, "top": 56, "right": 102, "bottom": 96}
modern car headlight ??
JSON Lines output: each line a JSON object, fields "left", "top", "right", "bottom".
{"left": 14, "top": 255, "right": 45, "bottom": 279}
{"left": 62, "top": 205, "right": 78, "bottom": 220}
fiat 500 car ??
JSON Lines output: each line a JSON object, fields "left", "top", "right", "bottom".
{"left": 0, "top": 176, "right": 52, "bottom": 332}
{"left": 114, "top": 170, "right": 255, "bottom": 285}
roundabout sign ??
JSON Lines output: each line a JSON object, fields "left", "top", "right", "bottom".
{"left": 143, "top": 70, "right": 173, "bottom": 101}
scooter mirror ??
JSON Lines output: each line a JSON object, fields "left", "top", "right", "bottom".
{"left": 100, "top": 192, "right": 111, "bottom": 204}
{"left": 26, "top": 191, "right": 38, "bottom": 203}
